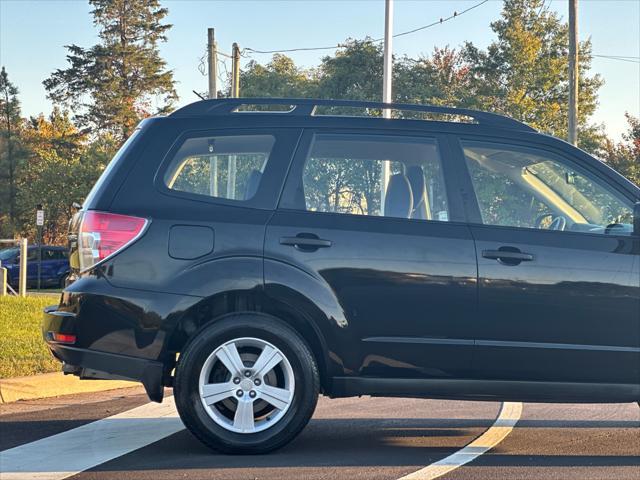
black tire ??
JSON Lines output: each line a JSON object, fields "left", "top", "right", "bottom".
{"left": 174, "top": 313, "right": 320, "bottom": 454}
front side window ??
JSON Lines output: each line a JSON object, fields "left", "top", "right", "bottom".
{"left": 164, "top": 135, "right": 275, "bottom": 202}
{"left": 285, "top": 134, "right": 450, "bottom": 221}
{"left": 463, "top": 141, "right": 633, "bottom": 235}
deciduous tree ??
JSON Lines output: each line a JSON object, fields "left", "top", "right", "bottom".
{"left": 16, "top": 110, "right": 103, "bottom": 243}
{"left": 600, "top": 114, "right": 640, "bottom": 186}
{"left": 461, "top": 0, "right": 603, "bottom": 148}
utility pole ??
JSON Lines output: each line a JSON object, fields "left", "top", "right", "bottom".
{"left": 227, "top": 42, "right": 240, "bottom": 199}
{"left": 231, "top": 42, "right": 240, "bottom": 98}
{"left": 207, "top": 28, "right": 217, "bottom": 99}
{"left": 207, "top": 29, "right": 218, "bottom": 196}
{"left": 568, "top": 0, "right": 578, "bottom": 146}
{"left": 380, "top": 0, "right": 393, "bottom": 214}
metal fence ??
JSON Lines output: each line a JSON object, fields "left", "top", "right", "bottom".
{"left": 0, "top": 238, "right": 28, "bottom": 297}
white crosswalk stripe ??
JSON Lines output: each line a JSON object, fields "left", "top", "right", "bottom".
{"left": 0, "top": 397, "right": 184, "bottom": 480}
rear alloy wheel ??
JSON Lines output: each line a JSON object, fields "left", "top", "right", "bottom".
{"left": 174, "top": 314, "right": 319, "bottom": 454}
{"left": 198, "top": 337, "right": 295, "bottom": 434}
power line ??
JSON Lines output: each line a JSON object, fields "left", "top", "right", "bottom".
{"left": 198, "top": 46, "right": 234, "bottom": 76}
{"left": 593, "top": 55, "right": 640, "bottom": 64}
{"left": 243, "top": 0, "right": 489, "bottom": 55}
{"left": 383, "top": 0, "right": 488, "bottom": 40}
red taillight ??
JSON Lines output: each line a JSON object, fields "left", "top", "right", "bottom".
{"left": 50, "top": 333, "right": 77, "bottom": 344}
{"left": 78, "top": 211, "right": 147, "bottom": 271}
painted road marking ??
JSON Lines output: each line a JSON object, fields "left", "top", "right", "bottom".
{"left": 397, "top": 401, "right": 523, "bottom": 480}
{"left": 0, "top": 397, "right": 184, "bottom": 480}
{"left": 1, "top": 397, "right": 522, "bottom": 480}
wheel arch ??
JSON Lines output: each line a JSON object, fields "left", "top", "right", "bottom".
{"left": 165, "top": 290, "right": 335, "bottom": 394}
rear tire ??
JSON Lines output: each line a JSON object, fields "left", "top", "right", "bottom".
{"left": 174, "top": 313, "right": 319, "bottom": 454}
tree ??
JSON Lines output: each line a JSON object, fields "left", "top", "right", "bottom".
{"left": 461, "top": 0, "right": 603, "bottom": 149}
{"left": 16, "top": 109, "right": 104, "bottom": 243}
{"left": 0, "top": 66, "right": 26, "bottom": 236}
{"left": 240, "top": 54, "right": 316, "bottom": 99}
{"left": 316, "top": 39, "right": 384, "bottom": 101}
{"left": 43, "top": 0, "right": 177, "bottom": 142}
{"left": 395, "top": 47, "right": 469, "bottom": 107}
{"left": 600, "top": 114, "right": 640, "bottom": 186}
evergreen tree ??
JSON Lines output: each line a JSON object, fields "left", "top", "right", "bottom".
{"left": 0, "top": 66, "right": 25, "bottom": 236}
{"left": 43, "top": 0, "right": 177, "bottom": 142}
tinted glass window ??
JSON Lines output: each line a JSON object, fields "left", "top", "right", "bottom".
{"left": 287, "top": 134, "right": 449, "bottom": 221}
{"left": 44, "top": 249, "right": 66, "bottom": 260}
{"left": 0, "top": 248, "right": 17, "bottom": 262}
{"left": 84, "top": 127, "right": 141, "bottom": 208}
{"left": 463, "top": 141, "right": 633, "bottom": 235}
{"left": 164, "top": 135, "right": 275, "bottom": 202}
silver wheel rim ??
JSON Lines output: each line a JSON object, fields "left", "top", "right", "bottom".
{"left": 198, "top": 337, "right": 295, "bottom": 434}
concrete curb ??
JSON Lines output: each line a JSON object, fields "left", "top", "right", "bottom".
{"left": 0, "top": 372, "right": 137, "bottom": 404}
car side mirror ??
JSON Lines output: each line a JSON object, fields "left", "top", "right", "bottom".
{"left": 634, "top": 202, "right": 640, "bottom": 237}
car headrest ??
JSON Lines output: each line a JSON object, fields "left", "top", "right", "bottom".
{"left": 244, "top": 170, "right": 262, "bottom": 200}
{"left": 384, "top": 173, "right": 413, "bottom": 218}
{"left": 406, "top": 165, "right": 431, "bottom": 220}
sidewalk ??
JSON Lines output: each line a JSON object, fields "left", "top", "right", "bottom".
{"left": 0, "top": 372, "right": 136, "bottom": 403}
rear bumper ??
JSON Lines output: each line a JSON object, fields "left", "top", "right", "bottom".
{"left": 43, "top": 305, "right": 165, "bottom": 402}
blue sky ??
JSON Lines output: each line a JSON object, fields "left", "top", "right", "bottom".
{"left": 1, "top": 0, "right": 639, "bottom": 139}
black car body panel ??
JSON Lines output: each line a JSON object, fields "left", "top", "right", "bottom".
{"left": 43, "top": 98, "right": 640, "bottom": 404}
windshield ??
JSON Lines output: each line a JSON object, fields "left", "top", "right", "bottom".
{"left": 526, "top": 161, "right": 632, "bottom": 226}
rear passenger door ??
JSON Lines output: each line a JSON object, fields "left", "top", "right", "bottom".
{"left": 264, "top": 130, "right": 478, "bottom": 380}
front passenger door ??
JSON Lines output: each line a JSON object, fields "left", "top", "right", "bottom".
{"left": 459, "top": 139, "right": 640, "bottom": 385}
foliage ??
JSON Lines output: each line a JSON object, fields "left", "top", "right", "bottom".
{"left": 599, "top": 114, "right": 640, "bottom": 187}
{"left": 43, "top": 0, "right": 177, "bottom": 141}
{"left": 460, "top": 0, "right": 602, "bottom": 146}
{"left": 0, "top": 67, "right": 27, "bottom": 237}
{"left": 16, "top": 110, "right": 107, "bottom": 243}
{"left": 240, "top": 54, "right": 317, "bottom": 99}
{"left": 0, "top": 295, "right": 60, "bottom": 378}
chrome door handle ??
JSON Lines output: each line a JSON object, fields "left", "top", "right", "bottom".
{"left": 280, "top": 234, "right": 332, "bottom": 251}
{"left": 482, "top": 248, "right": 533, "bottom": 265}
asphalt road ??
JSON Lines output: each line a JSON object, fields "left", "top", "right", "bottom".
{"left": 1, "top": 386, "right": 638, "bottom": 480}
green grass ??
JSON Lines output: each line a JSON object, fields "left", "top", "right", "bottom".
{"left": 0, "top": 295, "right": 61, "bottom": 378}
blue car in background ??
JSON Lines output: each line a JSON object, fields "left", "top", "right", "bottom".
{"left": 0, "top": 245, "right": 70, "bottom": 288}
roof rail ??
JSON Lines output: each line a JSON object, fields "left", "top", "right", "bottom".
{"left": 170, "top": 98, "right": 536, "bottom": 132}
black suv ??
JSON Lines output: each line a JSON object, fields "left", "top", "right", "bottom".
{"left": 43, "top": 98, "right": 640, "bottom": 454}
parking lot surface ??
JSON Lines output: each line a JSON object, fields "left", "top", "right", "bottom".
{"left": 1, "top": 387, "right": 638, "bottom": 480}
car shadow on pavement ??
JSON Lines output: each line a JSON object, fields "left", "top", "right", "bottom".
{"left": 79, "top": 416, "right": 640, "bottom": 473}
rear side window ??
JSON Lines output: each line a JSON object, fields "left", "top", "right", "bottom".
{"left": 282, "top": 134, "right": 450, "bottom": 221}
{"left": 43, "top": 249, "right": 57, "bottom": 260}
{"left": 164, "top": 135, "right": 275, "bottom": 202}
